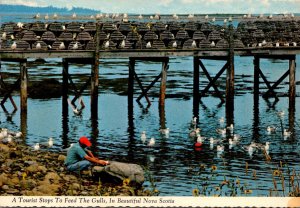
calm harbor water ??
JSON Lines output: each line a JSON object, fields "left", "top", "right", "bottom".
{"left": 1, "top": 55, "right": 299, "bottom": 196}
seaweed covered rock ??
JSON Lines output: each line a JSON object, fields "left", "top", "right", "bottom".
{"left": 93, "top": 161, "right": 145, "bottom": 185}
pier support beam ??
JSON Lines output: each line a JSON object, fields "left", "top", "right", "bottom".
{"left": 193, "top": 56, "right": 200, "bottom": 119}
{"left": 91, "top": 22, "right": 100, "bottom": 118}
{"left": 253, "top": 56, "right": 260, "bottom": 140}
{"left": 226, "top": 24, "right": 235, "bottom": 126}
{"left": 159, "top": 57, "right": 169, "bottom": 107}
{"left": 20, "top": 59, "right": 28, "bottom": 112}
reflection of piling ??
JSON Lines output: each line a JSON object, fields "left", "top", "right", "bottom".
{"left": 289, "top": 56, "right": 296, "bottom": 103}
{"left": 159, "top": 104, "right": 166, "bottom": 130}
{"left": 20, "top": 109, "right": 27, "bottom": 139}
{"left": 62, "top": 58, "right": 69, "bottom": 147}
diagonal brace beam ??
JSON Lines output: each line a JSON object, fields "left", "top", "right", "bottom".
{"left": 133, "top": 71, "right": 152, "bottom": 105}
{"left": 199, "top": 60, "right": 226, "bottom": 102}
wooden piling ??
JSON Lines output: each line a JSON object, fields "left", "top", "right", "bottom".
{"left": 159, "top": 57, "right": 169, "bottom": 106}
{"left": 128, "top": 58, "right": 135, "bottom": 115}
{"left": 253, "top": 56, "right": 260, "bottom": 139}
{"left": 62, "top": 58, "right": 69, "bottom": 118}
{"left": 91, "top": 22, "right": 100, "bottom": 117}
{"left": 226, "top": 24, "right": 234, "bottom": 126}
{"left": 20, "top": 59, "right": 27, "bottom": 112}
{"left": 289, "top": 55, "right": 296, "bottom": 102}
{"left": 193, "top": 56, "right": 200, "bottom": 118}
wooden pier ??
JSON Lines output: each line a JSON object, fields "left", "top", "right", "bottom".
{"left": 0, "top": 16, "right": 299, "bottom": 130}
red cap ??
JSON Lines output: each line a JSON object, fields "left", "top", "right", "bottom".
{"left": 79, "top": 137, "right": 91, "bottom": 147}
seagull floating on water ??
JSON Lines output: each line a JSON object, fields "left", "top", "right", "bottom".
{"left": 216, "top": 128, "right": 226, "bottom": 137}
{"left": 267, "top": 126, "right": 276, "bottom": 134}
{"left": 189, "top": 128, "right": 200, "bottom": 137}
{"left": 148, "top": 137, "right": 155, "bottom": 147}
{"left": 283, "top": 129, "right": 291, "bottom": 137}
{"left": 34, "top": 143, "right": 40, "bottom": 151}
{"left": 48, "top": 138, "right": 54, "bottom": 147}
{"left": 141, "top": 131, "right": 147, "bottom": 143}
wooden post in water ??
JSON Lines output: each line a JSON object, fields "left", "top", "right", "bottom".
{"left": 289, "top": 55, "right": 296, "bottom": 103}
{"left": 193, "top": 56, "right": 200, "bottom": 119}
{"left": 226, "top": 24, "right": 234, "bottom": 126}
{"left": 61, "top": 59, "right": 69, "bottom": 148}
{"left": 159, "top": 57, "right": 169, "bottom": 107}
{"left": 128, "top": 58, "right": 135, "bottom": 124}
{"left": 20, "top": 59, "right": 27, "bottom": 112}
{"left": 91, "top": 22, "right": 100, "bottom": 118}
{"left": 253, "top": 56, "right": 260, "bottom": 139}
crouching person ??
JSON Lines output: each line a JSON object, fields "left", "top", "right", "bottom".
{"left": 64, "top": 136, "right": 109, "bottom": 173}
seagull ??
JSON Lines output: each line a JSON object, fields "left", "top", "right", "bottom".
{"left": 292, "top": 42, "right": 297, "bottom": 47}
{"left": 44, "top": 14, "right": 49, "bottom": 20}
{"left": 149, "top": 15, "right": 153, "bottom": 20}
{"left": 90, "top": 15, "right": 95, "bottom": 19}
{"left": 53, "top": 13, "right": 58, "bottom": 19}
{"left": 233, "top": 134, "right": 241, "bottom": 141}
{"left": 34, "top": 143, "right": 40, "bottom": 151}
{"left": 47, "top": 45, "right": 52, "bottom": 50}
{"left": 262, "top": 40, "right": 267, "bottom": 46}
{"left": 6, "top": 135, "right": 13, "bottom": 143}
{"left": 11, "top": 41, "right": 17, "bottom": 50}
{"left": 227, "top": 124, "right": 234, "bottom": 134}
{"left": 172, "top": 41, "right": 177, "bottom": 48}
{"left": 210, "top": 41, "right": 216, "bottom": 47}
{"left": 216, "top": 128, "right": 226, "bottom": 137}
{"left": 205, "top": 15, "right": 209, "bottom": 20}
{"left": 284, "top": 42, "right": 290, "bottom": 47}
{"left": 104, "top": 41, "right": 110, "bottom": 49}
{"left": 17, "top": 22, "right": 23, "bottom": 28}
{"left": 173, "top": 13, "right": 178, "bottom": 20}
{"left": 268, "top": 14, "right": 273, "bottom": 19}
{"left": 62, "top": 25, "right": 66, "bottom": 31}
{"left": 188, "top": 14, "right": 194, "bottom": 19}
{"left": 277, "top": 110, "right": 285, "bottom": 118}
{"left": 224, "top": 19, "right": 227, "bottom": 24}
{"left": 80, "top": 24, "right": 85, "bottom": 30}
{"left": 258, "top": 43, "right": 262, "bottom": 47}
{"left": 138, "top": 14, "right": 143, "bottom": 20}
{"left": 267, "top": 126, "right": 276, "bottom": 134}
{"left": 36, "top": 42, "right": 41, "bottom": 49}
{"left": 59, "top": 42, "right": 65, "bottom": 50}
{"left": 72, "top": 33, "right": 77, "bottom": 40}
{"left": 219, "top": 117, "right": 225, "bottom": 125}
{"left": 34, "top": 13, "right": 40, "bottom": 19}
{"left": 141, "top": 131, "right": 147, "bottom": 143}
{"left": 159, "top": 128, "right": 170, "bottom": 135}
{"left": 105, "top": 13, "right": 110, "bottom": 18}
{"left": 212, "top": 17, "right": 216, "bottom": 22}
{"left": 192, "top": 117, "right": 197, "bottom": 126}
{"left": 148, "top": 137, "right": 155, "bottom": 147}
{"left": 72, "top": 13, "right": 77, "bottom": 19}
{"left": 189, "top": 128, "right": 200, "bottom": 137}
{"left": 48, "top": 138, "right": 54, "bottom": 147}
{"left": 154, "top": 14, "right": 160, "bottom": 20}
{"left": 191, "top": 40, "right": 197, "bottom": 48}
{"left": 259, "top": 13, "right": 264, "bottom": 18}
{"left": 228, "top": 16, "right": 233, "bottom": 22}
{"left": 242, "top": 142, "right": 257, "bottom": 156}
{"left": 120, "top": 39, "right": 126, "bottom": 48}
{"left": 283, "top": 129, "right": 291, "bottom": 137}
{"left": 2, "top": 32, "right": 6, "bottom": 40}
{"left": 146, "top": 41, "right": 152, "bottom": 48}
{"left": 15, "top": 132, "right": 22, "bottom": 138}
{"left": 72, "top": 42, "right": 79, "bottom": 50}
{"left": 217, "top": 145, "right": 225, "bottom": 152}
{"left": 10, "top": 34, "right": 15, "bottom": 40}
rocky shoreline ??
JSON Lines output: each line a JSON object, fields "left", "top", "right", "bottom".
{"left": 0, "top": 129, "right": 153, "bottom": 196}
